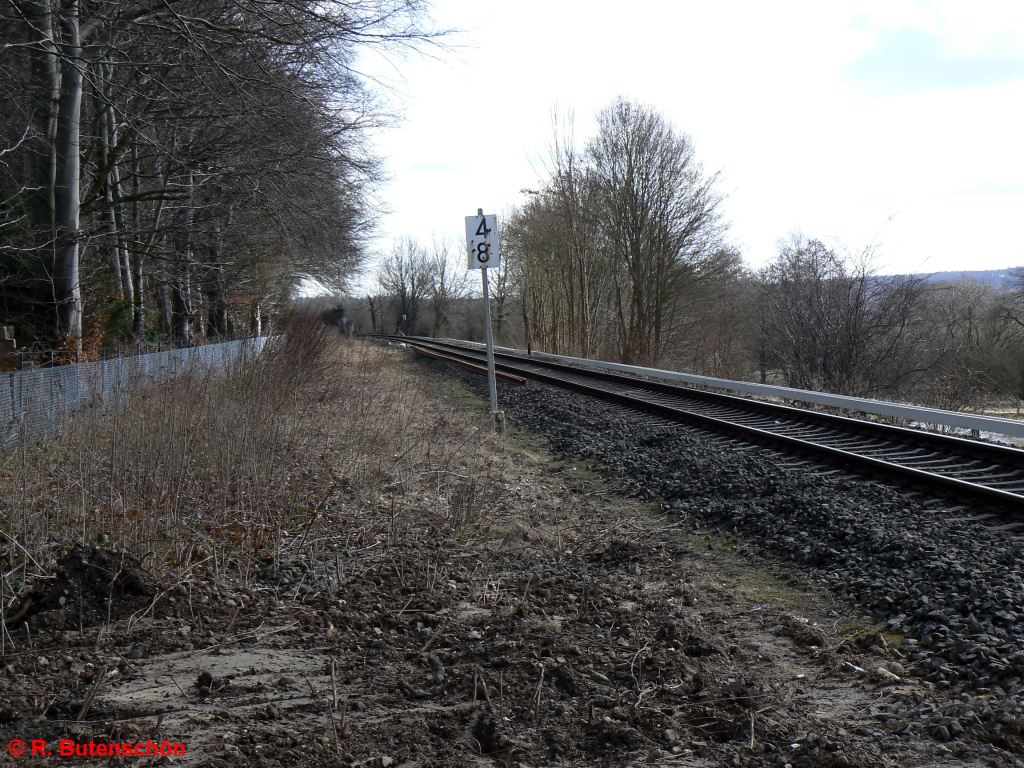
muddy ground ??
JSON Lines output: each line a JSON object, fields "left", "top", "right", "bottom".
{"left": 0, "top": 349, "right": 1018, "bottom": 767}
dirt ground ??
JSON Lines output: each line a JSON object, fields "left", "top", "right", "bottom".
{"left": 0, "top": 349, "right": 1017, "bottom": 767}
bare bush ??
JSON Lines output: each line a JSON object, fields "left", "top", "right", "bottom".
{"left": 757, "top": 235, "right": 929, "bottom": 398}
{"left": 0, "top": 338, "right": 509, "bottom": 617}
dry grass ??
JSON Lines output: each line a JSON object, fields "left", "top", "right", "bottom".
{"left": 0, "top": 330, "right": 517, "bottom": 618}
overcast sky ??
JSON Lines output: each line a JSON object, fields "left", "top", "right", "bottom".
{"left": 356, "top": 0, "right": 1024, "bottom": 279}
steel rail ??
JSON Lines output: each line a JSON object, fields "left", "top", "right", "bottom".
{"left": 403, "top": 341, "right": 526, "bottom": 385}
{"left": 440, "top": 340, "right": 1024, "bottom": 461}
{"left": 436, "top": 338, "right": 1024, "bottom": 439}
{"left": 397, "top": 337, "right": 1024, "bottom": 513}
{"left": 402, "top": 337, "right": 1024, "bottom": 462}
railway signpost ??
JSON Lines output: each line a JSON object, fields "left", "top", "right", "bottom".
{"left": 465, "top": 209, "right": 502, "bottom": 427}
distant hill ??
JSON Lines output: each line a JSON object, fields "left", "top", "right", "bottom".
{"left": 920, "top": 269, "right": 1021, "bottom": 288}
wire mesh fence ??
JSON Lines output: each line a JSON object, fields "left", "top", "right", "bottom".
{"left": 1, "top": 336, "right": 274, "bottom": 449}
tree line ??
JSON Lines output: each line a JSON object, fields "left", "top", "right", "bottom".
{"left": 753, "top": 237, "right": 1024, "bottom": 409}
{"left": 0, "top": 0, "right": 439, "bottom": 355}
{"left": 365, "top": 98, "right": 1024, "bottom": 411}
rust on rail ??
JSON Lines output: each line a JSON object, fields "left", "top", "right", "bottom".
{"left": 405, "top": 342, "right": 526, "bottom": 386}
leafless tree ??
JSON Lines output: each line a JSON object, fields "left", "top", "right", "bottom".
{"left": 377, "top": 237, "right": 431, "bottom": 334}
{"left": 910, "top": 278, "right": 1024, "bottom": 409}
{"left": 425, "top": 236, "right": 467, "bottom": 337}
{"left": 504, "top": 111, "right": 618, "bottom": 356}
{"left": 757, "top": 235, "right": 930, "bottom": 397}
{"left": 501, "top": 100, "right": 730, "bottom": 365}
{"left": 668, "top": 248, "right": 756, "bottom": 378}
{"left": 588, "top": 98, "right": 727, "bottom": 365}
{"left": 0, "top": 0, "right": 444, "bottom": 348}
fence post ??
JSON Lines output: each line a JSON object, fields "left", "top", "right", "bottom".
{"left": 49, "top": 351, "right": 55, "bottom": 436}
{"left": 19, "top": 358, "right": 25, "bottom": 443}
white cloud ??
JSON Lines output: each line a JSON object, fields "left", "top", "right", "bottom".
{"left": 356, "top": 1, "right": 1024, "bottom": 277}
{"left": 847, "top": 1, "right": 1024, "bottom": 94}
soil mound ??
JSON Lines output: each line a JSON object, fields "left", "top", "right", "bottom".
{"left": 13, "top": 544, "right": 158, "bottom": 630}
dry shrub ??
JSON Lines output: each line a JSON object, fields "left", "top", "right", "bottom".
{"left": 0, "top": 337, "right": 508, "bottom": 615}
{"left": 273, "top": 316, "right": 335, "bottom": 385}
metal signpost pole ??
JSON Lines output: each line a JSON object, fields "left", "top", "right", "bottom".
{"left": 466, "top": 207, "right": 503, "bottom": 430}
{"left": 481, "top": 263, "right": 498, "bottom": 415}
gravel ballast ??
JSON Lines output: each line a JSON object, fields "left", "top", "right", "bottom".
{"left": 451, "top": 364, "right": 1024, "bottom": 745}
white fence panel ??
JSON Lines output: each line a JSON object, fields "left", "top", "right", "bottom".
{"left": 1, "top": 337, "right": 271, "bottom": 449}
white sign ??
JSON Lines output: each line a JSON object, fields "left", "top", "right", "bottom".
{"left": 465, "top": 213, "right": 499, "bottom": 270}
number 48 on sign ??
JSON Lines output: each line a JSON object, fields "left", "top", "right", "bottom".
{"left": 465, "top": 213, "right": 499, "bottom": 269}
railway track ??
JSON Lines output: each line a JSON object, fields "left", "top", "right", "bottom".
{"left": 398, "top": 336, "right": 1024, "bottom": 515}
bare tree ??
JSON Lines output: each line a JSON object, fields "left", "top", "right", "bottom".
{"left": 1, "top": 0, "right": 444, "bottom": 348}
{"left": 425, "top": 236, "right": 466, "bottom": 337}
{"left": 757, "top": 235, "right": 929, "bottom": 397}
{"left": 377, "top": 237, "right": 431, "bottom": 334}
{"left": 501, "top": 99, "right": 730, "bottom": 365}
{"left": 588, "top": 98, "right": 726, "bottom": 365}
{"left": 669, "top": 248, "right": 755, "bottom": 378}
{"left": 505, "top": 111, "right": 615, "bottom": 357}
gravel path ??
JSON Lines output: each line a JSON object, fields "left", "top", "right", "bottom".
{"left": 454, "top": 366, "right": 1024, "bottom": 748}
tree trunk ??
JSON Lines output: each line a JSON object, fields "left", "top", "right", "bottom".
{"left": 250, "top": 302, "right": 262, "bottom": 336}
{"left": 97, "top": 87, "right": 125, "bottom": 299}
{"left": 367, "top": 296, "right": 378, "bottom": 334}
{"left": 171, "top": 264, "right": 192, "bottom": 343}
{"left": 205, "top": 252, "right": 229, "bottom": 338}
{"left": 52, "top": 1, "right": 85, "bottom": 344}
{"left": 170, "top": 171, "right": 194, "bottom": 342}
{"left": 105, "top": 91, "right": 132, "bottom": 305}
{"left": 159, "top": 283, "right": 172, "bottom": 336}
{"left": 130, "top": 140, "right": 146, "bottom": 339}
{"left": 521, "top": 290, "right": 533, "bottom": 352}
{"left": 131, "top": 254, "right": 145, "bottom": 338}
{"left": 24, "top": 1, "right": 58, "bottom": 256}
